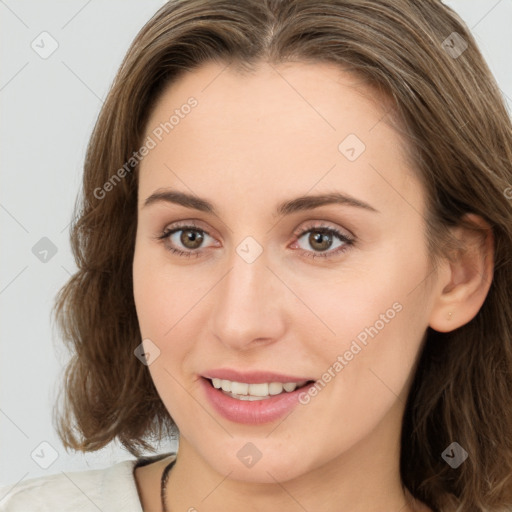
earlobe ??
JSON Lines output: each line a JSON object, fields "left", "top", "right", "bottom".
{"left": 428, "top": 214, "right": 494, "bottom": 333}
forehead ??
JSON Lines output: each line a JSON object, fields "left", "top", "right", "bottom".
{"left": 144, "top": 60, "right": 392, "bottom": 140}
{"left": 138, "top": 60, "right": 423, "bottom": 220}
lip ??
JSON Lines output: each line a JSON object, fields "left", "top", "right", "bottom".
{"left": 200, "top": 377, "right": 316, "bottom": 425}
{"left": 202, "top": 368, "right": 315, "bottom": 384}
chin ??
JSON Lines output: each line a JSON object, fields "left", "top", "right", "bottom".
{"left": 223, "top": 459, "right": 307, "bottom": 484}
{"left": 198, "top": 441, "right": 317, "bottom": 484}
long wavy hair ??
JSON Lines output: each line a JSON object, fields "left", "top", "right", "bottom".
{"left": 52, "top": 1, "right": 512, "bottom": 510}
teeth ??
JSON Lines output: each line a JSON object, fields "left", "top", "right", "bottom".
{"left": 268, "top": 382, "right": 284, "bottom": 395}
{"left": 231, "top": 381, "right": 249, "bottom": 395}
{"left": 210, "top": 378, "right": 307, "bottom": 398}
{"left": 248, "top": 383, "right": 268, "bottom": 396}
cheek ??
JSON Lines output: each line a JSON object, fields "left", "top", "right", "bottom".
{"left": 297, "top": 240, "right": 428, "bottom": 345}
{"left": 133, "top": 246, "right": 198, "bottom": 420}
{"left": 133, "top": 242, "right": 193, "bottom": 337}
{"left": 133, "top": 228, "right": 430, "bottom": 377}
{"left": 132, "top": 244, "right": 207, "bottom": 409}
{"left": 303, "top": 244, "right": 430, "bottom": 416}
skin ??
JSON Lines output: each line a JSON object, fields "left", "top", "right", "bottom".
{"left": 132, "top": 60, "right": 494, "bottom": 512}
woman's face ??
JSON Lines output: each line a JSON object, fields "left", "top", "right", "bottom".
{"left": 133, "top": 60, "right": 439, "bottom": 482}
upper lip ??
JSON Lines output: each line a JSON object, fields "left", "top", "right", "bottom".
{"left": 202, "top": 369, "right": 315, "bottom": 384}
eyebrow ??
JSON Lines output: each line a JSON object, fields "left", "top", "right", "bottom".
{"left": 142, "top": 189, "right": 380, "bottom": 216}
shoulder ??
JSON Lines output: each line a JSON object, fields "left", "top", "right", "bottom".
{"left": 0, "top": 458, "right": 143, "bottom": 512}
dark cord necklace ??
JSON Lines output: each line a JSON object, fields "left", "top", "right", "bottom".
{"left": 160, "top": 458, "right": 176, "bottom": 512}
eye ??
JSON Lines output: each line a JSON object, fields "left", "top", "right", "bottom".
{"left": 291, "top": 222, "right": 354, "bottom": 260}
{"left": 156, "top": 221, "right": 355, "bottom": 260}
{"left": 156, "top": 222, "right": 216, "bottom": 258}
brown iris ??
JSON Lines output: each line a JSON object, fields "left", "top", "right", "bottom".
{"left": 308, "top": 230, "right": 333, "bottom": 252}
{"left": 180, "top": 229, "right": 204, "bottom": 250}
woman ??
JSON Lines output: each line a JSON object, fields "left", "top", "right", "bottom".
{"left": 1, "top": 0, "right": 511, "bottom": 511}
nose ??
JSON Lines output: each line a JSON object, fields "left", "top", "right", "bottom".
{"left": 208, "top": 244, "right": 287, "bottom": 352}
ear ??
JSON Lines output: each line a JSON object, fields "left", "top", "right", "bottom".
{"left": 428, "top": 213, "right": 494, "bottom": 333}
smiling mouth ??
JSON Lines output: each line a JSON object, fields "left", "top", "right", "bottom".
{"left": 204, "top": 377, "right": 315, "bottom": 401}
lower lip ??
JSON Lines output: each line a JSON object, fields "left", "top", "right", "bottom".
{"left": 200, "top": 377, "right": 314, "bottom": 425}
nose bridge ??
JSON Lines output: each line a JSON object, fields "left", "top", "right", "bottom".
{"left": 209, "top": 239, "right": 285, "bottom": 349}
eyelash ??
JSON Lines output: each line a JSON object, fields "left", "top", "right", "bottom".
{"left": 156, "top": 221, "right": 355, "bottom": 260}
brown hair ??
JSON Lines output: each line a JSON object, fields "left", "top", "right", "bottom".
{"left": 53, "top": 1, "right": 512, "bottom": 510}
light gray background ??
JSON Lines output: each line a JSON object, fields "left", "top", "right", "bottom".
{"left": 1, "top": 0, "right": 511, "bottom": 487}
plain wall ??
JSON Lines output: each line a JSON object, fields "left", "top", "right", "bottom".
{"left": 1, "top": 0, "right": 511, "bottom": 486}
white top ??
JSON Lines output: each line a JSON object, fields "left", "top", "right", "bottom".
{"left": 0, "top": 453, "right": 176, "bottom": 511}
